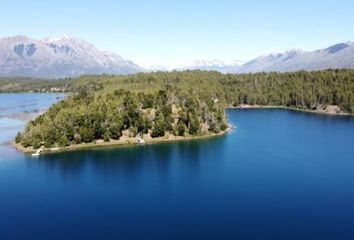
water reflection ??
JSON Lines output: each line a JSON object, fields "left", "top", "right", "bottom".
{"left": 3, "top": 108, "right": 354, "bottom": 239}
{"left": 28, "top": 137, "right": 227, "bottom": 183}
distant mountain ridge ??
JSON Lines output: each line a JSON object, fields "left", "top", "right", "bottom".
{"left": 179, "top": 59, "right": 244, "bottom": 73}
{"left": 234, "top": 42, "right": 354, "bottom": 73}
{"left": 1, "top": 35, "right": 354, "bottom": 77}
{"left": 0, "top": 35, "right": 143, "bottom": 78}
{"left": 150, "top": 42, "right": 354, "bottom": 73}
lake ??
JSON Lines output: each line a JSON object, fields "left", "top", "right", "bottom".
{"left": 1, "top": 94, "right": 354, "bottom": 239}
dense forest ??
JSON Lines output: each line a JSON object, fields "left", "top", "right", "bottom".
{"left": 16, "top": 87, "right": 227, "bottom": 149}
{"left": 3, "top": 69, "right": 353, "bottom": 112}
{"left": 66, "top": 69, "right": 354, "bottom": 112}
{"left": 12, "top": 69, "right": 354, "bottom": 149}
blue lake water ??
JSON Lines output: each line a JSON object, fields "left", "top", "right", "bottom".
{"left": 1, "top": 94, "right": 354, "bottom": 239}
{"left": 0, "top": 93, "right": 65, "bottom": 145}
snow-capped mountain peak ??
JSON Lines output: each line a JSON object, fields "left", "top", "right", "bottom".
{"left": 0, "top": 35, "right": 143, "bottom": 78}
{"left": 46, "top": 34, "right": 71, "bottom": 42}
{"left": 190, "top": 59, "right": 244, "bottom": 67}
{"left": 177, "top": 59, "right": 244, "bottom": 73}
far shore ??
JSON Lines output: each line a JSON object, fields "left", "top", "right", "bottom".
{"left": 228, "top": 104, "right": 353, "bottom": 116}
{"left": 11, "top": 128, "right": 231, "bottom": 155}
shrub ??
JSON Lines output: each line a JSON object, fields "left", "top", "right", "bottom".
{"left": 44, "top": 138, "right": 54, "bottom": 148}
{"left": 58, "top": 135, "right": 70, "bottom": 147}
{"left": 175, "top": 121, "right": 186, "bottom": 136}
{"left": 32, "top": 139, "right": 41, "bottom": 149}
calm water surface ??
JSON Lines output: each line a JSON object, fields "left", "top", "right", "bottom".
{"left": 1, "top": 94, "right": 354, "bottom": 239}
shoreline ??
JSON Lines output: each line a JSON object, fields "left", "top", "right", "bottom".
{"left": 10, "top": 104, "right": 352, "bottom": 156}
{"left": 11, "top": 128, "right": 231, "bottom": 155}
{"left": 228, "top": 105, "right": 354, "bottom": 117}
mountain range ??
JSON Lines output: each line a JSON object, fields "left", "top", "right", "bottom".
{"left": 0, "top": 35, "right": 142, "bottom": 78}
{"left": 0, "top": 35, "right": 354, "bottom": 78}
{"left": 234, "top": 42, "right": 354, "bottom": 73}
{"left": 180, "top": 42, "right": 354, "bottom": 73}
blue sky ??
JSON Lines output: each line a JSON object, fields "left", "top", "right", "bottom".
{"left": 1, "top": 0, "right": 354, "bottom": 67}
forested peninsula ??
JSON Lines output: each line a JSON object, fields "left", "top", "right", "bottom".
{"left": 11, "top": 69, "right": 354, "bottom": 153}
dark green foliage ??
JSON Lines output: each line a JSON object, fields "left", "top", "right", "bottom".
{"left": 31, "top": 139, "right": 41, "bottom": 149}
{"left": 18, "top": 86, "right": 226, "bottom": 148}
{"left": 155, "top": 90, "right": 168, "bottom": 106}
{"left": 15, "top": 132, "right": 22, "bottom": 143}
{"left": 3, "top": 70, "right": 354, "bottom": 114}
{"left": 20, "top": 135, "right": 32, "bottom": 148}
{"left": 136, "top": 116, "right": 150, "bottom": 134}
{"left": 44, "top": 138, "right": 54, "bottom": 148}
{"left": 175, "top": 121, "right": 186, "bottom": 136}
{"left": 188, "top": 113, "right": 201, "bottom": 135}
{"left": 58, "top": 135, "right": 70, "bottom": 147}
{"left": 110, "top": 120, "right": 123, "bottom": 140}
{"left": 151, "top": 113, "right": 166, "bottom": 138}
{"left": 138, "top": 92, "right": 154, "bottom": 109}
{"left": 79, "top": 127, "right": 95, "bottom": 143}
{"left": 103, "top": 131, "right": 111, "bottom": 142}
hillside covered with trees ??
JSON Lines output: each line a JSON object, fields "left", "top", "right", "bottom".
{"left": 68, "top": 69, "right": 354, "bottom": 113}
{"left": 14, "top": 69, "right": 354, "bottom": 149}
{"left": 16, "top": 86, "right": 227, "bottom": 149}
{"left": 5, "top": 69, "right": 353, "bottom": 112}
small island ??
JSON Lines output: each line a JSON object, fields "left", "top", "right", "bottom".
{"left": 13, "top": 86, "right": 228, "bottom": 154}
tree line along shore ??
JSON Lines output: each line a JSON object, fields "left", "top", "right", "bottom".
{"left": 14, "top": 87, "right": 228, "bottom": 152}
{"left": 6, "top": 69, "right": 354, "bottom": 152}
